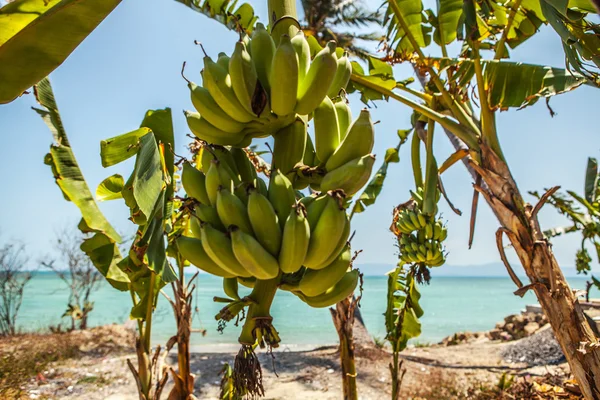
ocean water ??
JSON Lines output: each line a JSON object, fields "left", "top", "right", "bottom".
{"left": 17, "top": 272, "right": 591, "bottom": 346}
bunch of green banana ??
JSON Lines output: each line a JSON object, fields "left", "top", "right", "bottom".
{"left": 398, "top": 233, "right": 445, "bottom": 267}
{"left": 184, "top": 25, "right": 352, "bottom": 148}
{"left": 178, "top": 144, "right": 355, "bottom": 288}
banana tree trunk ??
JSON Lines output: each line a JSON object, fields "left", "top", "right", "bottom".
{"left": 472, "top": 143, "right": 600, "bottom": 399}
{"left": 330, "top": 296, "right": 358, "bottom": 400}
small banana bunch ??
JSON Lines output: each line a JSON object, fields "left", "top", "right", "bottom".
{"left": 394, "top": 190, "right": 448, "bottom": 268}
{"left": 176, "top": 145, "right": 359, "bottom": 346}
{"left": 184, "top": 23, "right": 352, "bottom": 147}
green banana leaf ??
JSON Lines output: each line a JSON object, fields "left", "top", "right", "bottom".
{"left": 431, "top": 0, "right": 463, "bottom": 46}
{"left": 383, "top": 0, "right": 432, "bottom": 59}
{"left": 385, "top": 266, "right": 423, "bottom": 353}
{"left": 100, "top": 110, "right": 177, "bottom": 293}
{"left": 584, "top": 157, "right": 598, "bottom": 204}
{"left": 0, "top": 0, "right": 121, "bottom": 104}
{"left": 540, "top": 0, "right": 599, "bottom": 85}
{"left": 351, "top": 129, "right": 410, "bottom": 217}
{"left": 175, "top": 0, "right": 258, "bottom": 32}
{"left": 33, "top": 77, "right": 128, "bottom": 290}
{"left": 96, "top": 174, "right": 125, "bottom": 202}
{"left": 426, "top": 57, "right": 587, "bottom": 109}
{"left": 348, "top": 56, "right": 397, "bottom": 104}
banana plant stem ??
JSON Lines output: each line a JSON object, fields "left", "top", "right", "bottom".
{"left": 395, "top": 83, "right": 432, "bottom": 103}
{"left": 350, "top": 74, "right": 479, "bottom": 150}
{"left": 411, "top": 131, "right": 423, "bottom": 189}
{"left": 472, "top": 45, "right": 504, "bottom": 161}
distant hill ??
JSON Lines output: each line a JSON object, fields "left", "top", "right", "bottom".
{"left": 356, "top": 262, "right": 580, "bottom": 278}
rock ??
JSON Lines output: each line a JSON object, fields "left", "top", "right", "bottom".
{"left": 523, "top": 322, "right": 540, "bottom": 336}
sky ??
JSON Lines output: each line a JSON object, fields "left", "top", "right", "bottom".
{"left": 0, "top": 0, "right": 598, "bottom": 273}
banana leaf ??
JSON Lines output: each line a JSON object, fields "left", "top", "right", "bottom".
{"left": 33, "top": 77, "right": 128, "bottom": 290}
{"left": 432, "top": 0, "right": 463, "bottom": 45}
{"left": 385, "top": 266, "right": 423, "bottom": 353}
{"left": 96, "top": 175, "right": 125, "bottom": 202}
{"left": 174, "top": 0, "right": 258, "bottom": 33}
{"left": 585, "top": 157, "right": 598, "bottom": 203}
{"left": 424, "top": 57, "right": 588, "bottom": 109}
{"left": 540, "top": 0, "right": 600, "bottom": 85}
{"left": 383, "top": 0, "right": 432, "bottom": 59}
{"left": 0, "top": 0, "right": 121, "bottom": 104}
{"left": 348, "top": 56, "right": 397, "bottom": 104}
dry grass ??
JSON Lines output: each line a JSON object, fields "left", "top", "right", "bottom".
{"left": 0, "top": 325, "right": 134, "bottom": 399}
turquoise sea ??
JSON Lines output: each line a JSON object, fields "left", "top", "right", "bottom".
{"left": 17, "top": 273, "right": 591, "bottom": 347}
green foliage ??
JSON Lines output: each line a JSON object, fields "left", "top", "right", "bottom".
{"left": 385, "top": 266, "right": 423, "bottom": 353}
{"left": 34, "top": 78, "right": 128, "bottom": 290}
{"left": 384, "top": 0, "right": 431, "bottom": 59}
{"left": 0, "top": 0, "right": 122, "bottom": 104}
{"left": 175, "top": 0, "right": 258, "bottom": 33}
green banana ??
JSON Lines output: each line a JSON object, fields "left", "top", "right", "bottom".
{"left": 325, "top": 109, "right": 374, "bottom": 171}
{"left": 291, "top": 31, "right": 310, "bottom": 84}
{"left": 231, "top": 147, "right": 258, "bottom": 183}
{"left": 247, "top": 188, "right": 282, "bottom": 256}
{"left": 200, "top": 223, "right": 251, "bottom": 277}
{"left": 205, "top": 160, "right": 234, "bottom": 206}
{"left": 270, "top": 35, "right": 298, "bottom": 116}
{"left": 217, "top": 52, "right": 230, "bottom": 71}
{"left": 320, "top": 154, "right": 376, "bottom": 196}
{"left": 176, "top": 236, "right": 235, "bottom": 278}
{"left": 304, "top": 194, "right": 347, "bottom": 269}
{"left": 194, "top": 204, "right": 226, "bottom": 232}
{"left": 306, "top": 194, "right": 329, "bottom": 231}
{"left": 211, "top": 146, "right": 240, "bottom": 182}
{"left": 202, "top": 55, "right": 255, "bottom": 123}
{"left": 237, "top": 276, "right": 256, "bottom": 288}
{"left": 299, "top": 243, "right": 351, "bottom": 296}
{"left": 223, "top": 277, "right": 241, "bottom": 300}
{"left": 334, "top": 99, "right": 352, "bottom": 141}
{"left": 327, "top": 53, "right": 352, "bottom": 98}
{"left": 303, "top": 133, "right": 317, "bottom": 167}
{"left": 296, "top": 269, "right": 359, "bottom": 308}
{"left": 272, "top": 118, "right": 307, "bottom": 175}
{"left": 268, "top": 170, "right": 296, "bottom": 229}
{"left": 279, "top": 205, "right": 310, "bottom": 273}
{"left": 295, "top": 41, "right": 338, "bottom": 115}
{"left": 229, "top": 40, "right": 259, "bottom": 115}
{"left": 216, "top": 187, "right": 253, "bottom": 234}
{"left": 188, "top": 82, "right": 245, "bottom": 134}
{"left": 313, "top": 213, "right": 350, "bottom": 269}
{"left": 250, "top": 23, "right": 276, "bottom": 95}
{"left": 314, "top": 96, "right": 340, "bottom": 164}
{"left": 256, "top": 177, "right": 269, "bottom": 197}
{"left": 230, "top": 226, "right": 280, "bottom": 280}
{"left": 197, "top": 145, "right": 214, "bottom": 173}
{"left": 185, "top": 110, "right": 246, "bottom": 146}
{"left": 181, "top": 162, "right": 210, "bottom": 205}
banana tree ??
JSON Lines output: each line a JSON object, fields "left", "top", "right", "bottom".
{"left": 35, "top": 79, "right": 203, "bottom": 400}
{"left": 344, "top": 0, "right": 600, "bottom": 395}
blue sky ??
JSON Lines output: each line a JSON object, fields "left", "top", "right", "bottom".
{"left": 0, "top": 0, "right": 598, "bottom": 273}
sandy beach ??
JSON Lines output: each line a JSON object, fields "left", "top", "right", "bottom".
{"left": 1, "top": 322, "right": 580, "bottom": 400}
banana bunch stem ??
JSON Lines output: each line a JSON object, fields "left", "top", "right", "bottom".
{"left": 238, "top": 275, "right": 281, "bottom": 347}
{"left": 268, "top": 0, "right": 300, "bottom": 41}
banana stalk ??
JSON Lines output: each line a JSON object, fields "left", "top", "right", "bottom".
{"left": 422, "top": 120, "right": 438, "bottom": 216}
